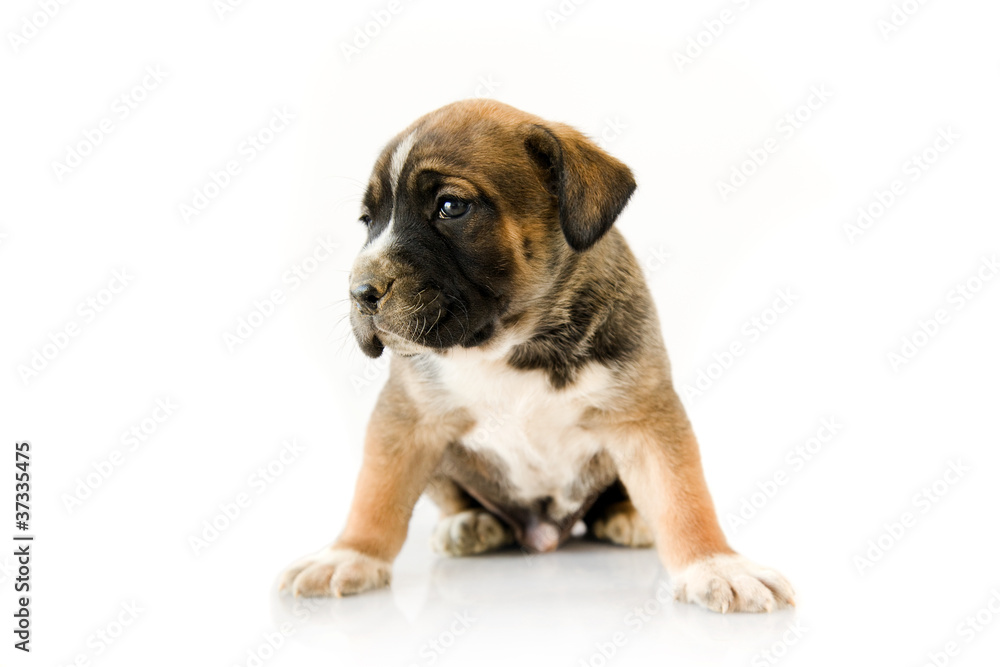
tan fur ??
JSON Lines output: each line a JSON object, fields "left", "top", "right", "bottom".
{"left": 335, "top": 367, "right": 470, "bottom": 563}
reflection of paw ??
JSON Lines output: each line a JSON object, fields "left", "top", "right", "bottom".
{"left": 590, "top": 501, "right": 654, "bottom": 547}
{"left": 278, "top": 547, "right": 391, "bottom": 598}
{"left": 431, "top": 510, "right": 513, "bottom": 556}
{"left": 672, "top": 553, "right": 795, "bottom": 613}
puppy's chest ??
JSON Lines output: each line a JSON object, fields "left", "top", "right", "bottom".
{"left": 431, "top": 352, "right": 612, "bottom": 504}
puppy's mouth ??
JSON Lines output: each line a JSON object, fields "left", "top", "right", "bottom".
{"left": 350, "top": 292, "right": 491, "bottom": 358}
{"left": 352, "top": 316, "right": 385, "bottom": 358}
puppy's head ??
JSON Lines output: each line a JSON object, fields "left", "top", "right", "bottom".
{"left": 349, "top": 99, "right": 635, "bottom": 358}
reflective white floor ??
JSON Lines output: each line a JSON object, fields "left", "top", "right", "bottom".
{"left": 258, "top": 492, "right": 999, "bottom": 667}
{"left": 269, "top": 512, "right": 804, "bottom": 667}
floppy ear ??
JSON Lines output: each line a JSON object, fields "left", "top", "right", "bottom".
{"left": 523, "top": 122, "right": 636, "bottom": 252}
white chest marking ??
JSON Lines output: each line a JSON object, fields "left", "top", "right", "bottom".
{"left": 431, "top": 348, "right": 613, "bottom": 514}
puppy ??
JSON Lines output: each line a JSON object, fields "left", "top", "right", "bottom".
{"left": 280, "top": 99, "right": 794, "bottom": 613}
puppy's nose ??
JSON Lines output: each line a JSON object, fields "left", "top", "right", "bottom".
{"left": 351, "top": 282, "right": 387, "bottom": 315}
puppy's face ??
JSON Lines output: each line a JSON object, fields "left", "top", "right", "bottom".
{"left": 349, "top": 99, "right": 635, "bottom": 358}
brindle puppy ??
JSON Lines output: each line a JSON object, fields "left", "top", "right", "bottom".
{"left": 279, "top": 99, "right": 794, "bottom": 613}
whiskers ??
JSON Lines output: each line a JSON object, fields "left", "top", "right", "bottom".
{"left": 442, "top": 292, "right": 471, "bottom": 340}
{"left": 318, "top": 296, "right": 358, "bottom": 357}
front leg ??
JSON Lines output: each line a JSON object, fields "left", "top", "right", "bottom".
{"left": 279, "top": 374, "right": 461, "bottom": 597}
{"left": 608, "top": 388, "right": 795, "bottom": 613}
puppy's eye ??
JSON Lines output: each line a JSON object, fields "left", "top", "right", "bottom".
{"left": 437, "top": 199, "right": 470, "bottom": 219}
{"left": 359, "top": 214, "right": 372, "bottom": 226}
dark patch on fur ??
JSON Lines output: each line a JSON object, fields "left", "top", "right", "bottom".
{"left": 460, "top": 322, "right": 495, "bottom": 348}
{"left": 508, "top": 233, "right": 647, "bottom": 388}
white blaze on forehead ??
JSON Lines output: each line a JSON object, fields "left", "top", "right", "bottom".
{"left": 389, "top": 130, "right": 418, "bottom": 195}
{"left": 358, "top": 130, "right": 418, "bottom": 260}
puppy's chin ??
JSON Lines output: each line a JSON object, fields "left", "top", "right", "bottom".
{"left": 350, "top": 313, "right": 384, "bottom": 358}
{"left": 350, "top": 316, "right": 427, "bottom": 358}
{"left": 350, "top": 307, "right": 499, "bottom": 358}
{"left": 354, "top": 328, "right": 385, "bottom": 358}
{"left": 373, "top": 330, "right": 429, "bottom": 357}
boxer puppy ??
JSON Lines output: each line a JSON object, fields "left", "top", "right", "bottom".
{"left": 279, "top": 99, "right": 794, "bottom": 613}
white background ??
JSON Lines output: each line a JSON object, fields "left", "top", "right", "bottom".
{"left": 2, "top": 0, "right": 999, "bottom": 665}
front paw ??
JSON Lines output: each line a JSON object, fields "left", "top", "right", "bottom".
{"left": 278, "top": 547, "right": 391, "bottom": 598}
{"left": 672, "top": 553, "right": 795, "bottom": 613}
